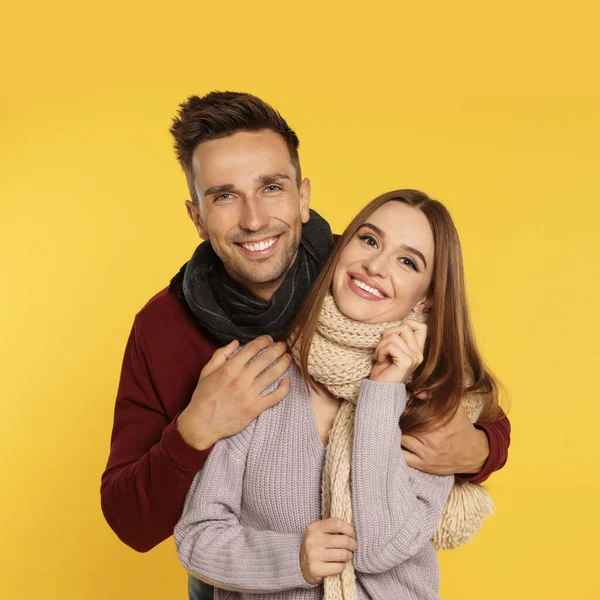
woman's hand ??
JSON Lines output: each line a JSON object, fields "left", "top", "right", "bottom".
{"left": 300, "top": 518, "right": 357, "bottom": 584}
{"left": 370, "top": 320, "right": 427, "bottom": 384}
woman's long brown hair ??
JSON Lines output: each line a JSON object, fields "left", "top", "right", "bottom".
{"left": 288, "top": 190, "right": 502, "bottom": 433}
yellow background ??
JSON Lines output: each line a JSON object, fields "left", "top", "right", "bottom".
{"left": 2, "top": 1, "right": 598, "bottom": 598}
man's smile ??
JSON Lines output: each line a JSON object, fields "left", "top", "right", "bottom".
{"left": 234, "top": 234, "right": 281, "bottom": 257}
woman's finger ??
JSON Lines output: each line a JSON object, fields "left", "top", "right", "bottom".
{"left": 396, "top": 323, "right": 423, "bottom": 363}
{"left": 377, "top": 335, "right": 418, "bottom": 367}
{"left": 373, "top": 339, "right": 386, "bottom": 363}
{"left": 379, "top": 325, "right": 406, "bottom": 341}
{"left": 403, "top": 319, "right": 428, "bottom": 353}
{"left": 322, "top": 548, "right": 354, "bottom": 563}
{"left": 323, "top": 533, "right": 358, "bottom": 551}
{"left": 315, "top": 561, "right": 347, "bottom": 577}
{"left": 377, "top": 342, "right": 415, "bottom": 372}
{"left": 320, "top": 518, "right": 355, "bottom": 538}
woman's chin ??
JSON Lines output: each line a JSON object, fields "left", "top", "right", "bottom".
{"left": 335, "top": 297, "right": 385, "bottom": 324}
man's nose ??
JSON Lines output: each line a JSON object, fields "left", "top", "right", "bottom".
{"left": 239, "top": 196, "right": 269, "bottom": 232}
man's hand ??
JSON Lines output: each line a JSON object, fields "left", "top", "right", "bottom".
{"left": 177, "top": 336, "right": 292, "bottom": 450}
{"left": 300, "top": 518, "right": 357, "bottom": 585}
{"left": 402, "top": 403, "right": 490, "bottom": 475}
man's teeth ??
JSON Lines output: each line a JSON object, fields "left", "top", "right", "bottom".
{"left": 352, "top": 278, "right": 386, "bottom": 298}
{"left": 241, "top": 237, "right": 277, "bottom": 252}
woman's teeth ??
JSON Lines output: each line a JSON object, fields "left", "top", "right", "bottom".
{"left": 352, "top": 278, "right": 386, "bottom": 298}
{"left": 241, "top": 237, "right": 277, "bottom": 252}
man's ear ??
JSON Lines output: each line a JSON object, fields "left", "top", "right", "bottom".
{"left": 185, "top": 200, "right": 208, "bottom": 239}
{"left": 299, "top": 178, "right": 312, "bottom": 224}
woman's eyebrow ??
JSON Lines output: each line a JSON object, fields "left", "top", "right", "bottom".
{"left": 400, "top": 243, "right": 427, "bottom": 269}
{"left": 361, "top": 223, "right": 428, "bottom": 268}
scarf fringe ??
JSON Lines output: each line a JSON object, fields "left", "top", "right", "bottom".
{"left": 432, "top": 482, "right": 495, "bottom": 550}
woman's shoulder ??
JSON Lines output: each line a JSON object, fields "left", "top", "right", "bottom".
{"left": 260, "top": 360, "right": 306, "bottom": 403}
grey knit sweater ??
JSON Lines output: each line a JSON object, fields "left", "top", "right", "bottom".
{"left": 175, "top": 365, "right": 454, "bottom": 599}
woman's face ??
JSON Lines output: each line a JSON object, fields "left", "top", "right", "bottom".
{"left": 332, "top": 202, "right": 435, "bottom": 324}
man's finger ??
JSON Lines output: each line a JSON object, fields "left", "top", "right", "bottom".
{"left": 402, "top": 449, "right": 425, "bottom": 469}
{"left": 201, "top": 339, "right": 239, "bottom": 378}
{"left": 247, "top": 341, "right": 289, "bottom": 380}
{"left": 228, "top": 335, "right": 274, "bottom": 367}
{"left": 401, "top": 433, "right": 425, "bottom": 455}
{"left": 261, "top": 377, "right": 290, "bottom": 410}
{"left": 256, "top": 352, "right": 293, "bottom": 389}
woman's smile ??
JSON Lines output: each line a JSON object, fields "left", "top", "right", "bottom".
{"left": 332, "top": 202, "right": 435, "bottom": 324}
{"left": 346, "top": 272, "right": 388, "bottom": 301}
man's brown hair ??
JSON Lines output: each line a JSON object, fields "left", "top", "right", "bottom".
{"left": 170, "top": 91, "right": 302, "bottom": 205}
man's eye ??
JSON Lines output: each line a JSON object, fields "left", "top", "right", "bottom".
{"left": 265, "top": 185, "right": 281, "bottom": 192}
{"left": 215, "top": 193, "right": 232, "bottom": 201}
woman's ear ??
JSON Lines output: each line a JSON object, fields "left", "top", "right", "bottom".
{"left": 412, "top": 296, "right": 432, "bottom": 315}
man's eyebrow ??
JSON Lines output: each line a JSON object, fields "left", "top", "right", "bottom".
{"left": 256, "top": 173, "right": 291, "bottom": 185}
{"left": 204, "top": 183, "right": 235, "bottom": 198}
{"left": 360, "top": 222, "right": 428, "bottom": 269}
{"left": 203, "top": 174, "right": 291, "bottom": 198}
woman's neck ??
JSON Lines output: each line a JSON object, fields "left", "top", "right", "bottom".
{"left": 309, "top": 380, "right": 342, "bottom": 447}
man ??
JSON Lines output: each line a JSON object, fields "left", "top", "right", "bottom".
{"left": 101, "top": 91, "right": 511, "bottom": 599}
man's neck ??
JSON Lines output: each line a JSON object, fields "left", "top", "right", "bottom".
{"left": 246, "top": 280, "right": 284, "bottom": 303}
{"left": 225, "top": 250, "right": 299, "bottom": 303}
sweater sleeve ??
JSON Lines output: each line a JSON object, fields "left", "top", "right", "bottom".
{"left": 100, "top": 320, "right": 211, "bottom": 552}
{"left": 352, "top": 380, "right": 454, "bottom": 574}
{"left": 455, "top": 409, "right": 511, "bottom": 484}
{"left": 174, "top": 425, "right": 316, "bottom": 593}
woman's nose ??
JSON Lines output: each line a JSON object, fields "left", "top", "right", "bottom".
{"left": 363, "top": 253, "right": 388, "bottom": 278}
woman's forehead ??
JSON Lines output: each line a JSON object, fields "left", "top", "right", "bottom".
{"left": 367, "top": 203, "right": 434, "bottom": 261}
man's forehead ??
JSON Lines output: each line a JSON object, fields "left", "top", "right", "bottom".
{"left": 193, "top": 130, "right": 290, "bottom": 167}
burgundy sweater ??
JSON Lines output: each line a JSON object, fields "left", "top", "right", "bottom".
{"left": 101, "top": 285, "right": 511, "bottom": 553}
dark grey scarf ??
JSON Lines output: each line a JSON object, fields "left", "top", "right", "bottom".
{"left": 180, "top": 210, "right": 334, "bottom": 346}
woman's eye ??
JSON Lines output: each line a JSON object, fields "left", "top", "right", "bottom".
{"left": 359, "top": 234, "right": 378, "bottom": 247}
{"left": 399, "top": 257, "right": 418, "bottom": 271}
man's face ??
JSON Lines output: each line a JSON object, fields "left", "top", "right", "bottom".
{"left": 186, "top": 129, "right": 311, "bottom": 300}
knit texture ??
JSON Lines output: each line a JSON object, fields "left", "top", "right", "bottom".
{"left": 182, "top": 209, "right": 334, "bottom": 345}
{"left": 291, "top": 293, "right": 410, "bottom": 600}
{"left": 291, "top": 294, "right": 494, "bottom": 597}
{"left": 175, "top": 366, "right": 453, "bottom": 599}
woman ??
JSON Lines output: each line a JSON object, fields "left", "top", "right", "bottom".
{"left": 175, "top": 190, "right": 501, "bottom": 599}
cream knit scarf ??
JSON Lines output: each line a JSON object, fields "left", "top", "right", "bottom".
{"left": 291, "top": 293, "right": 494, "bottom": 600}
